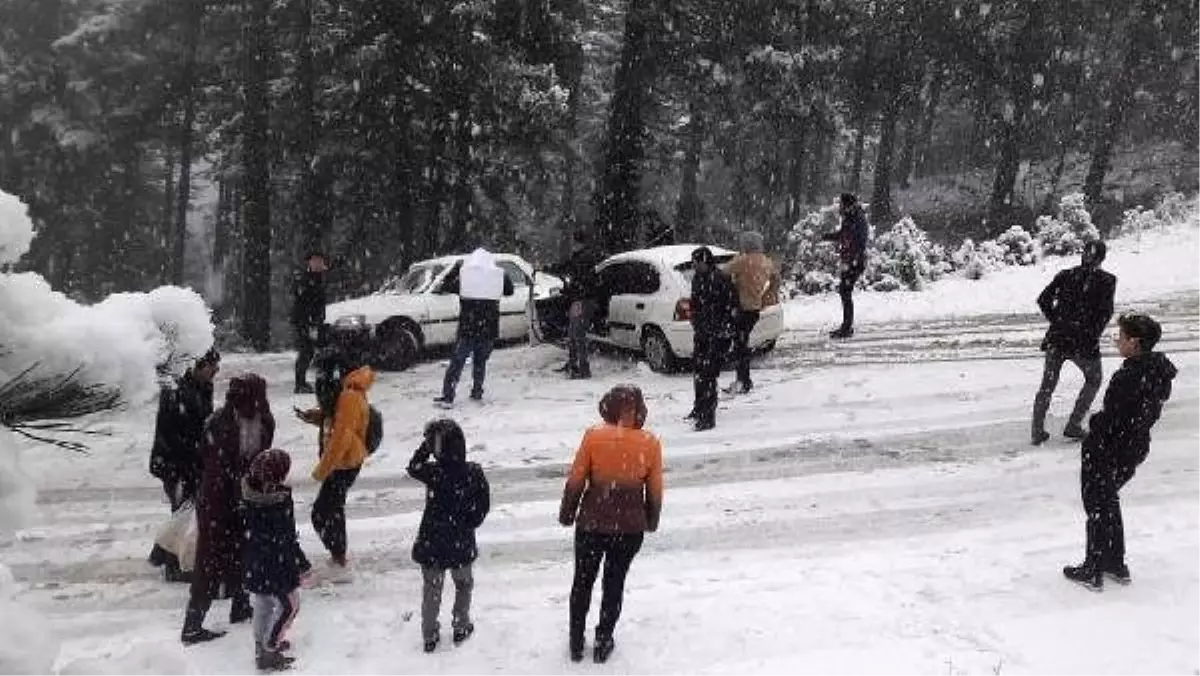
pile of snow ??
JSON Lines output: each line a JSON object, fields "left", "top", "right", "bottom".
{"left": 866, "top": 216, "right": 952, "bottom": 291}
{"left": 0, "top": 192, "right": 214, "bottom": 401}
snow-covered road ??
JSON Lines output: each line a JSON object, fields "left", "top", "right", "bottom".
{"left": 5, "top": 294, "right": 1197, "bottom": 674}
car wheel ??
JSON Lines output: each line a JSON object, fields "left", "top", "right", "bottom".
{"left": 376, "top": 323, "right": 420, "bottom": 371}
{"left": 641, "top": 327, "right": 678, "bottom": 374}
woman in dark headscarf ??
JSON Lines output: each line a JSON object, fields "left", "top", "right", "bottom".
{"left": 182, "top": 373, "right": 275, "bottom": 645}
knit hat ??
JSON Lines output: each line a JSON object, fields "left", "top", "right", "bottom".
{"left": 249, "top": 448, "right": 291, "bottom": 486}
{"left": 738, "top": 230, "right": 765, "bottom": 254}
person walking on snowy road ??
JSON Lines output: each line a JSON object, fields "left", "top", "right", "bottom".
{"left": 822, "top": 193, "right": 870, "bottom": 339}
{"left": 560, "top": 385, "right": 663, "bottom": 664}
{"left": 724, "top": 231, "right": 780, "bottom": 395}
{"left": 182, "top": 373, "right": 274, "bottom": 645}
{"left": 407, "top": 419, "right": 491, "bottom": 653}
{"left": 687, "top": 247, "right": 737, "bottom": 431}
{"left": 1063, "top": 313, "right": 1176, "bottom": 591}
{"left": 433, "top": 248, "right": 513, "bottom": 407}
{"left": 1031, "top": 240, "right": 1116, "bottom": 445}
{"left": 242, "top": 449, "right": 310, "bottom": 671}
{"left": 291, "top": 251, "right": 328, "bottom": 394}
{"left": 148, "top": 348, "right": 219, "bottom": 583}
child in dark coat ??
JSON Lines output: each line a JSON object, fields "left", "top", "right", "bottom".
{"left": 243, "top": 449, "right": 311, "bottom": 671}
{"left": 407, "top": 419, "right": 491, "bottom": 653}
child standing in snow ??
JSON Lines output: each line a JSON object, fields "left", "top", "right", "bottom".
{"left": 407, "top": 419, "right": 491, "bottom": 653}
{"left": 1063, "top": 313, "right": 1176, "bottom": 590}
{"left": 242, "top": 449, "right": 311, "bottom": 671}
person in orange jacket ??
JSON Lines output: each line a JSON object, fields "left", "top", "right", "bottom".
{"left": 559, "top": 385, "right": 663, "bottom": 664}
{"left": 305, "top": 365, "right": 375, "bottom": 569}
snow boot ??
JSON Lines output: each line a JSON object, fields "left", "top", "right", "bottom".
{"left": 1063, "top": 563, "right": 1103, "bottom": 591}
{"left": 693, "top": 418, "right": 715, "bottom": 432}
{"left": 256, "top": 649, "right": 295, "bottom": 672}
{"left": 181, "top": 605, "right": 225, "bottom": 645}
{"left": 453, "top": 623, "right": 474, "bottom": 645}
{"left": 593, "top": 636, "right": 615, "bottom": 664}
{"left": 424, "top": 636, "right": 440, "bottom": 654}
{"left": 829, "top": 326, "right": 854, "bottom": 339}
{"left": 1063, "top": 423, "right": 1087, "bottom": 440}
{"left": 433, "top": 396, "right": 454, "bottom": 409}
{"left": 1031, "top": 430, "right": 1051, "bottom": 446}
{"left": 1103, "top": 562, "right": 1132, "bottom": 585}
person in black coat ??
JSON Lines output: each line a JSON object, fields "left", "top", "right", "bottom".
{"left": 686, "top": 247, "right": 738, "bottom": 431}
{"left": 291, "top": 252, "right": 328, "bottom": 394}
{"left": 242, "top": 449, "right": 309, "bottom": 671}
{"left": 544, "top": 231, "right": 604, "bottom": 379}
{"left": 1032, "top": 240, "right": 1117, "bottom": 444}
{"left": 1063, "top": 313, "right": 1176, "bottom": 591}
{"left": 823, "top": 193, "right": 870, "bottom": 339}
{"left": 148, "top": 349, "right": 220, "bottom": 582}
{"left": 407, "top": 419, "right": 491, "bottom": 653}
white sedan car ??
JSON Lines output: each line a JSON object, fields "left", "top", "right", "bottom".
{"left": 325, "top": 253, "right": 557, "bottom": 370}
{"left": 535, "top": 244, "right": 784, "bottom": 372}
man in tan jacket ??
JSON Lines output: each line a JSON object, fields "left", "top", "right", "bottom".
{"left": 724, "top": 230, "right": 780, "bottom": 394}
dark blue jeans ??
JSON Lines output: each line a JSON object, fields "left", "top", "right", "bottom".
{"left": 442, "top": 336, "right": 494, "bottom": 401}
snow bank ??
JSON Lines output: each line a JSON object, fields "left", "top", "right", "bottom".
{"left": 0, "top": 189, "right": 34, "bottom": 266}
{"left": 786, "top": 201, "right": 1200, "bottom": 330}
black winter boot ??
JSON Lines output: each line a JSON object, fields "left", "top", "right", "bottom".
{"left": 593, "top": 636, "right": 615, "bottom": 664}
{"left": 1063, "top": 563, "right": 1103, "bottom": 591}
{"left": 181, "top": 605, "right": 225, "bottom": 645}
{"left": 1103, "top": 561, "right": 1132, "bottom": 585}
{"left": 256, "top": 649, "right": 295, "bottom": 672}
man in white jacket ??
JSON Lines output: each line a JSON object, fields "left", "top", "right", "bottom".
{"left": 434, "top": 249, "right": 513, "bottom": 407}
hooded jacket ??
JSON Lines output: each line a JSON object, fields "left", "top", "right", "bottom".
{"left": 241, "top": 479, "right": 310, "bottom": 595}
{"left": 559, "top": 422, "right": 664, "bottom": 534}
{"left": 726, "top": 238, "right": 781, "bottom": 313}
{"left": 407, "top": 421, "right": 491, "bottom": 568}
{"left": 442, "top": 249, "right": 515, "bottom": 342}
{"left": 1086, "top": 351, "right": 1177, "bottom": 466}
{"left": 825, "top": 204, "right": 870, "bottom": 264}
{"left": 312, "top": 366, "right": 375, "bottom": 482}
{"left": 690, "top": 264, "right": 738, "bottom": 338}
{"left": 149, "top": 369, "right": 214, "bottom": 485}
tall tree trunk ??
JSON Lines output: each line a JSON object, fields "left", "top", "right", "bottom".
{"left": 849, "top": 103, "right": 868, "bottom": 194}
{"left": 296, "top": 0, "right": 322, "bottom": 255}
{"left": 1083, "top": 0, "right": 1155, "bottom": 205}
{"left": 870, "top": 100, "right": 899, "bottom": 225}
{"left": 914, "top": 66, "right": 943, "bottom": 178}
{"left": 171, "top": 0, "right": 203, "bottom": 286}
{"left": 555, "top": 0, "right": 584, "bottom": 258}
{"left": 676, "top": 104, "right": 703, "bottom": 239}
{"left": 161, "top": 142, "right": 176, "bottom": 283}
{"left": 786, "top": 117, "right": 809, "bottom": 223}
{"left": 988, "top": 5, "right": 1044, "bottom": 225}
{"left": 241, "top": 0, "right": 273, "bottom": 351}
{"left": 806, "top": 118, "right": 830, "bottom": 204}
{"left": 594, "top": 0, "right": 657, "bottom": 253}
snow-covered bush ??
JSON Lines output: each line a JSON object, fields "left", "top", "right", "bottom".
{"left": 866, "top": 217, "right": 948, "bottom": 291}
{"left": 994, "top": 225, "right": 1038, "bottom": 266}
{"left": 1116, "top": 192, "right": 1198, "bottom": 238}
{"left": 952, "top": 238, "right": 1007, "bottom": 280}
{"left": 1035, "top": 192, "right": 1100, "bottom": 256}
{"left": 785, "top": 203, "right": 842, "bottom": 294}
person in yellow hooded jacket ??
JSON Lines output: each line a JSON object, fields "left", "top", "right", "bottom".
{"left": 307, "top": 365, "right": 374, "bottom": 569}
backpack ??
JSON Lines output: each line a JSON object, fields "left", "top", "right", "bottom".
{"left": 460, "top": 464, "right": 491, "bottom": 529}
{"left": 366, "top": 405, "right": 383, "bottom": 455}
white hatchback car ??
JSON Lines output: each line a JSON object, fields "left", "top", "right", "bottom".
{"left": 535, "top": 244, "right": 784, "bottom": 372}
{"left": 325, "top": 253, "right": 557, "bottom": 370}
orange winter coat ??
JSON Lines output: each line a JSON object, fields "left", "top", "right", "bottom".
{"left": 559, "top": 423, "right": 664, "bottom": 533}
{"left": 312, "top": 366, "right": 375, "bottom": 482}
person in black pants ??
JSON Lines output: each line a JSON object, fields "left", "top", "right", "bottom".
{"left": 1063, "top": 313, "right": 1176, "bottom": 591}
{"left": 1032, "top": 240, "right": 1117, "bottom": 444}
{"left": 291, "top": 252, "right": 328, "bottom": 394}
{"left": 686, "top": 247, "right": 737, "bottom": 431}
{"left": 823, "top": 193, "right": 870, "bottom": 339}
{"left": 148, "top": 349, "right": 220, "bottom": 582}
{"left": 544, "top": 231, "right": 603, "bottom": 379}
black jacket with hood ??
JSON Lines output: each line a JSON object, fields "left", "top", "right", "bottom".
{"left": 1085, "top": 351, "right": 1178, "bottom": 467}
{"left": 149, "top": 370, "right": 214, "bottom": 485}
{"left": 407, "top": 420, "right": 491, "bottom": 568}
{"left": 1037, "top": 265, "right": 1117, "bottom": 359}
{"left": 242, "top": 478, "right": 311, "bottom": 596}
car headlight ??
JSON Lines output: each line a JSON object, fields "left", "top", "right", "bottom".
{"left": 333, "top": 314, "right": 368, "bottom": 328}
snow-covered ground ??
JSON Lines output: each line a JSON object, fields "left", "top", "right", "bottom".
{"left": 4, "top": 216, "right": 1199, "bottom": 674}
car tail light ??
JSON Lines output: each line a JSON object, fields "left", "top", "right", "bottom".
{"left": 674, "top": 299, "right": 692, "bottom": 321}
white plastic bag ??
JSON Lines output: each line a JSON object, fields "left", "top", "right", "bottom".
{"left": 155, "top": 501, "right": 199, "bottom": 572}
